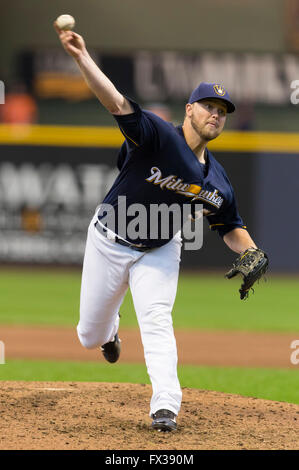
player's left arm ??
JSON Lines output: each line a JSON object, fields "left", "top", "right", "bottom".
{"left": 223, "top": 227, "right": 257, "bottom": 254}
{"left": 207, "top": 181, "right": 268, "bottom": 299}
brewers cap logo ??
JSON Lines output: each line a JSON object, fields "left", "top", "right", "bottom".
{"left": 213, "top": 84, "right": 226, "bottom": 96}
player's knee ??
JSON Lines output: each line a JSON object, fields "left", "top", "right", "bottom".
{"left": 78, "top": 334, "right": 100, "bottom": 350}
{"left": 77, "top": 327, "right": 102, "bottom": 349}
{"left": 142, "top": 307, "right": 173, "bottom": 330}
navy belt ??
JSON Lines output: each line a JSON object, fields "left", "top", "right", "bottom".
{"left": 95, "top": 221, "right": 150, "bottom": 252}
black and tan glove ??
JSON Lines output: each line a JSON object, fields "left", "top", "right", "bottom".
{"left": 225, "top": 248, "right": 269, "bottom": 300}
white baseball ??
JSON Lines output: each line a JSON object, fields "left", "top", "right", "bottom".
{"left": 55, "top": 14, "right": 75, "bottom": 31}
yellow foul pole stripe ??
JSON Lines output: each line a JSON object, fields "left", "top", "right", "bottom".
{"left": 0, "top": 125, "right": 299, "bottom": 153}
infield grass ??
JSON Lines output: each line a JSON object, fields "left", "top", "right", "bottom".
{"left": 0, "top": 269, "right": 298, "bottom": 332}
{"left": 1, "top": 359, "right": 298, "bottom": 405}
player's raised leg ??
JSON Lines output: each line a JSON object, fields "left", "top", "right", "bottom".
{"left": 77, "top": 216, "right": 132, "bottom": 352}
{"left": 129, "top": 232, "right": 183, "bottom": 422}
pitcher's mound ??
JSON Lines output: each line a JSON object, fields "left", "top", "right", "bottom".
{"left": 0, "top": 381, "right": 298, "bottom": 450}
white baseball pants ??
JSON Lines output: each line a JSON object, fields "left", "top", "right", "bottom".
{"left": 77, "top": 212, "right": 183, "bottom": 417}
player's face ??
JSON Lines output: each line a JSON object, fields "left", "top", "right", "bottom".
{"left": 188, "top": 99, "right": 227, "bottom": 142}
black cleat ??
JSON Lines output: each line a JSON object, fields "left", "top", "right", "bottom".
{"left": 100, "top": 333, "right": 121, "bottom": 363}
{"left": 151, "top": 409, "right": 177, "bottom": 432}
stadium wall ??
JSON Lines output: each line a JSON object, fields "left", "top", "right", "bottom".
{"left": 0, "top": 125, "right": 297, "bottom": 271}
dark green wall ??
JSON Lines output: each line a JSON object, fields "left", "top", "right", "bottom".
{"left": 1, "top": 0, "right": 286, "bottom": 80}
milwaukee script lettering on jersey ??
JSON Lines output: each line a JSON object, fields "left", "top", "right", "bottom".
{"left": 145, "top": 166, "right": 224, "bottom": 209}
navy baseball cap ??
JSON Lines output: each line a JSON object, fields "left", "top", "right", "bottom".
{"left": 188, "top": 82, "right": 235, "bottom": 113}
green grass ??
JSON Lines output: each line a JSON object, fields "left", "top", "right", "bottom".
{"left": 1, "top": 359, "right": 298, "bottom": 405}
{"left": 0, "top": 269, "right": 299, "bottom": 332}
{"left": 0, "top": 269, "right": 81, "bottom": 326}
{"left": 173, "top": 274, "right": 299, "bottom": 332}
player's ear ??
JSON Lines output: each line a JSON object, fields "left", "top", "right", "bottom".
{"left": 185, "top": 103, "right": 192, "bottom": 117}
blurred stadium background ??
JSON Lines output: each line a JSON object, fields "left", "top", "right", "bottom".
{"left": 1, "top": 0, "right": 299, "bottom": 269}
{"left": 0, "top": 0, "right": 298, "bottom": 403}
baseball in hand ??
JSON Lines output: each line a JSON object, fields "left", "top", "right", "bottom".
{"left": 55, "top": 14, "right": 75, "bottom": 31}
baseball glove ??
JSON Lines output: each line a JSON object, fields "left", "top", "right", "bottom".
{"left": 225, "top": 248, "right": 269, "bottom": 300}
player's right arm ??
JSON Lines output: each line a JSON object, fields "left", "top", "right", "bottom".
{"left": 53, "top": 23, "right": 133, "bottom": 115}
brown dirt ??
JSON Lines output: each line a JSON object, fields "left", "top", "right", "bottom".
{"left": 1, "top": 326, "right": 299, "bottom": 450}
{"left": 0, "top": 381, "right": 298, "bottom": 450}
{"left": 1, "top": 325, "right": 299, "bottom": 368}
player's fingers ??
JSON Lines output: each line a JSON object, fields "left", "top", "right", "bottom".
{"left": 53, "top": 22, "right": 63, "bottom": 35}
{"left": 53, "top": 24, "right": 84, "bottom": 57}
{"left": 53, "top": 23, "right": 71, "bottom": 44}
{"left": 69, "top": 32, "right": 85, "bottom": 46}
{"left": 68, "top": 33, "right": 85, "bottom": 49}
{"left": 62, "top": 31, "right": 73, "bottom": 40}
{"left": 71, "top": 32, "right": 81, "bottom": 39}
{"left": 61, "top": 32, "right": 76, "bottom": 47}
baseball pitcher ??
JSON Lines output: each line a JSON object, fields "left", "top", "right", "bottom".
{"left": 54, "top": 23, "right": 268, "bottom": 432}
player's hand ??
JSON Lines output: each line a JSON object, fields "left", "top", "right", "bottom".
{"left": 53, "top": 22, "right": 87, "bottom": 60}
